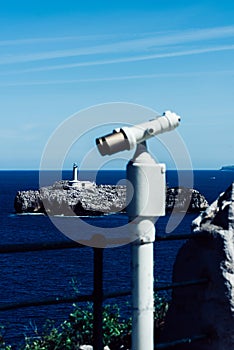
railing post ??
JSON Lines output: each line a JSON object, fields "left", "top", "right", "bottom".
{"left": 93, "top": 247, "right": 104, "bottom": 350}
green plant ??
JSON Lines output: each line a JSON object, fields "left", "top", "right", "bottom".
{"left": 21, "top": 302, "right": 131, "bottom": 350}
{"left": 23, "top": 304, "right": 94, "bottom": 350}
{"left": 154, "top": 293, "right": 169, "bottom": 340}
{"left": 0, "top": 325, "right": 12, "bottom": 350}
{"left": 0, "top": 294, "right": 169, "bottom": 349}
{"left": 102, "top": 304, "right": 131, "bottom": 349}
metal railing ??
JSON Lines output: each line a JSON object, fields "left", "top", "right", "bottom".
{"left": 0, "top": 233, "right": 210, "bottom": 349}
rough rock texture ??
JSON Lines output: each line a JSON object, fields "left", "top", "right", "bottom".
{"left": 14, "top": 181, "right": 208, "bottom": 216}
{"left": 161, "top": 183, "right": 234, "bottom": 350}
{"left": 14, "top": 181, "right": 126, "bottom": 216}
{"left": 166, "top": 187, "right": 208, "bottom": 212}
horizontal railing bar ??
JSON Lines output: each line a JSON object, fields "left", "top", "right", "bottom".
{"left": 0, "top": 241, "right": 83, "bottom": 254}
{"left": 0, "top": 239, "right": 132, "bottom": 254}
{"left": 156, "top": 232, "right": 208, "bottom": 241}
{"left": 0, "top": 278, "right": 209, "bottom": 312}
{"left": 0, "top": 294, "right": 93, "bottom": 312}
{"left": 155, "top": 334, "right": 207, "bottom": 349}
{"left": 103, "top": 289, "right": 131, "bottom": 300}
{"left": 0, "top": 291, "right": 132, "bottom": 312}
{"left": 155, "top": 278, "right": 208, "bottom": 291}
{"left": 0, "top": 278, "right": 209, "bottom": 313}
{"left": 0, "top": 232, "right": 209, "bottom": 254}
{"left": 103, "top": 278, "right": 209, "bottom": 300}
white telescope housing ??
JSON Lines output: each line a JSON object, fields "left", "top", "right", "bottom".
{"left": 96, "top": 110, "right": 180, "bottom": 156}
{"left": 95, "top": 109, "right": 181, "bottom": 350}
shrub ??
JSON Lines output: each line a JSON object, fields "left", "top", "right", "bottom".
{"left": 0, "top": 295, "right": 168, "bottom": 349}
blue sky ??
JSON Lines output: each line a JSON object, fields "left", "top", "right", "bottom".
{"left": 0, "top": 0, "right": 234, "bottom": 170}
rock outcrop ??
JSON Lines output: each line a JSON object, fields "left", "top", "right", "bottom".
{"left": 14, "top": 181, "right": 208, "bottom": 216}
{"left": 14, "top": 180, "right": 126, "bottom": 216}
{"left": 166, "top": 187, "right": 208, "bottom": 212}
{"left": 161, "top": 183, "right": 234, "bottom": 350}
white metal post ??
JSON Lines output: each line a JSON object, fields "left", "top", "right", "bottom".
{"left": 127, "top": 142, "right": 166, "bottom": 350}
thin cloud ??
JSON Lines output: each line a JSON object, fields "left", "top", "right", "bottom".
{"left": 0, "top": 25, "right": 234, "bottom": 65}
{"left": 3, "top": 43, "right": 234, "bottom": 74}
{"left": 0, "top": 36, "right": 77, "bottom": 46}
{"left": 0, "top": 34, "right": 120, "bottom": 47}
{"left": 1, "top": 25, "right": 234, "bottom": 47}
{"left": 1, "top": 69, "right": 234, "bottom": 87}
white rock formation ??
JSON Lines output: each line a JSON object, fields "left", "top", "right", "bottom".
{"left": 162, "top": 183, "right": 234, "bottom": 349}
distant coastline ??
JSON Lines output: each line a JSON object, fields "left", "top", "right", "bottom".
{"left": 221, "top": 165, "right": 234, "bottom": 171}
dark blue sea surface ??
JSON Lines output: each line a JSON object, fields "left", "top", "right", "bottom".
{"left": 0, "top": 169, "right": 233, "bottom": 345}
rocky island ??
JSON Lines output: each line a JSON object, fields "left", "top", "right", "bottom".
{"left": 14, "top": 164, "right": 208, "bottom": 216}
{"left": 14, "top": 179, "right": 208, "bottom": 217}
{"left": 221, "top": 165, "right": 234, "bottom": 171}
{"left": 14, "top": 180, "right": 126, "bottom": 216}
{"left": 14, "top": 183, "right": 208, "bottom": 216}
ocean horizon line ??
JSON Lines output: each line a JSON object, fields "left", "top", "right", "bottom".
{"left": 0, "top": 168, "right": 224, "bottom": 171}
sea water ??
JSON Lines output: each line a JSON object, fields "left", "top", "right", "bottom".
{"left": 0, "top": 169, "right": 233, "bottom": 345}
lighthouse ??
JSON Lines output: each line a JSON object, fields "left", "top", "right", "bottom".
{"left": 68, "top": 163, "right": 95, "bottom": 189}
{"left": 73, "top": 163, "right": 78, "bottom": 182}
{"left": 69, "top": 163, "right": 79, "bottom": 187}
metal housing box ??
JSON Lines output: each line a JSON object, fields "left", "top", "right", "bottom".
{"left": 127, "top": 162, "right": 166, "bottom": 218}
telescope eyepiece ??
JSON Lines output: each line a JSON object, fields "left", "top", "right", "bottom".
{"left": 96, "top": 129, "right": 130, "bottom": 156}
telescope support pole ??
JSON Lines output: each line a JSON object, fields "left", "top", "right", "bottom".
{"left": 127, "top": 142, "right": 166, "bottom": 350}
{"left": 131, "top": 222, "right": 155, "bottom": 350}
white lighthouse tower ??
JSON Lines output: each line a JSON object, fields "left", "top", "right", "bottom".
{"left": 69, "top": 163, "right": 79, "bottom": 187}
{"left": 68, "top": 163, "right": 95, "bottom": 189}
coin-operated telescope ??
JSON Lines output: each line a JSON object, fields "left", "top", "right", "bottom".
{"left": 96, "top": 110, "right": 180, "bottom": 350}
{"left": 96, "top": 110, "right": 180, "bottom": 156}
